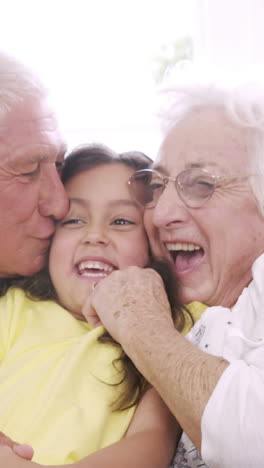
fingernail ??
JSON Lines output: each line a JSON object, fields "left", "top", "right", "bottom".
{"left": 14, "top": 444, "right": 34, "bottom": 458}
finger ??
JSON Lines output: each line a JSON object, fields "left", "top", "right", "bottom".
{"left": 0, "top": 432, "right": 34, "bottom": 460}
{"left": 0, "top": 445, "right": 12, "bottom": 452}
{"left": 13, "top": 444, "right": 34, "bottom": 460}
{"left": 82, "top": 302, "right": 102, "bottom": 327}
{"left": 89, "top": 316, "right": 103, "bottom": 327}
{"left": 0, "top": 432, "right": 15, "bottom": 446}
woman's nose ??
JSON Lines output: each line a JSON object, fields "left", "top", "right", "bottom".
{"left": 152, "top": 181, "right": 190, "bottom": 228}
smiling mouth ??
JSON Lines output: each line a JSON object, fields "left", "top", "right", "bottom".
{"left": 77, "top": 260, "right": 116, "bottom": 277}
{"left": 165, "top": 242, "right": 204, "bottom": 274}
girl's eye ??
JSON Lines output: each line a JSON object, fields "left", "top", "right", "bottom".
{"left": 61, "top": 218, "right": 84, "bottom": 226}
{"left": 112, "top": 218, "right": 134, "bottom": 226}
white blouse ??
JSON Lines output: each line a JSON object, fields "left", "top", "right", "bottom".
{"left": 172, "top": 252, "right": 264, "bottom": 468}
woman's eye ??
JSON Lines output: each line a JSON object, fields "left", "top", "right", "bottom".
{"left": 112, "top": 218, "right": 134, "bottom": 226}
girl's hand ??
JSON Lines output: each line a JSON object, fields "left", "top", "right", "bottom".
{"left": 84, "top": 304, "right": 102, "bottom": 328}
{"left": 0, "top": 445, "right": 39, "bottom": 467}
{"left": 0, "top": 431, "right": 34, "bottom": 459}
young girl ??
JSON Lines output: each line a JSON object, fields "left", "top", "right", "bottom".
{"left": 0, "top": 144, "right": 188, "bottom": 468}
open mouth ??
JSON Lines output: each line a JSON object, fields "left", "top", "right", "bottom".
{"left": 165, "top": 242, "right": 204, "bottom": 275}
{"left": 76, "top": 260, "right": 116, "bottom": 278}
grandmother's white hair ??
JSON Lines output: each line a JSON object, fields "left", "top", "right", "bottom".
{"left": 157, "top": 66, "right": 264, "bottom": 215}
{"left": 0, "top": 51, "right": 47, "bottom": 119}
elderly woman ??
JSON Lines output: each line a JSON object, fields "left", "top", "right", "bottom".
{"left": 85, "top": 76, "right": 264, "bottom": 468}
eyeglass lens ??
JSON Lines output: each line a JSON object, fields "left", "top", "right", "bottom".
{"left": 177, "top": 169, "right": 215, "bottom": 207}
{"left": 129, "top": 168, "right": 216, "bottom": 208}
{"left": 129, "top": 170, "right": 162, "bottom": 207}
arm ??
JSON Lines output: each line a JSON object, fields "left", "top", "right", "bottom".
{"left": 83, "top": 266, "right": 228, "bottom": 451}
{"left": 74, "top": 387, "right": 179, "bottom": 468}
{"left": 0, "top": 388, "right": 179, "bottom": 468}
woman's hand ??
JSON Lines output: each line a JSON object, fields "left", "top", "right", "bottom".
{"left": 82, "top": 266, "right": 174, "bottom": 345}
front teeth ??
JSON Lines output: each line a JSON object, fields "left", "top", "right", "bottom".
{"left": 79, "top": 271, "right": 107, "bottom": 277}
{"left": 165, "top": 242, "right": 200, "bottom": 252}
{"left": 78, "top": 260, "right": 114, "bottom": 275}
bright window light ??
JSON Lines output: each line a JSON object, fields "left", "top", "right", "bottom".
{"left": 1, "top": 0, "right": 197, "bottom": 158}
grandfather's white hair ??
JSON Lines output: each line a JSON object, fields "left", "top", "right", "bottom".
{"left": 0, "top": 51, "right": 47, "bottom": 119}
{"left": 157, "top": 65, "right": 264, "bottom": 215}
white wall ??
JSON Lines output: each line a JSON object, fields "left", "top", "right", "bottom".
{"left": 194, "top": 0, "right": 264, "bottom": 69}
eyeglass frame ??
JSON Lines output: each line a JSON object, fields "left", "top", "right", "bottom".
{"left": 127, "top": 167, "right": 260, "bottom": 209}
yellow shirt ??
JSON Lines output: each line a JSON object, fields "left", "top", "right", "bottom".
{"left": 0, "top": 289, "right": 135, "bottom": 465}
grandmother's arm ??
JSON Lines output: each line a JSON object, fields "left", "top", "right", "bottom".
{"left": 83, "top": 266, "right": 229, "bottom": 451}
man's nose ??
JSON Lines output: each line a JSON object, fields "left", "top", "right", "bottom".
{"left": 38, "top": 164, "right": 69, "bottom": 219}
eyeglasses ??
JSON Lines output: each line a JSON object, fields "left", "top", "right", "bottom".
{"left": 128, "top": 167, "right": 258, "bottom": 209}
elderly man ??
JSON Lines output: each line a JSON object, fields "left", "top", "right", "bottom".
{"left": 0, "top": 51, "right": 68, "bottom": 458}
{"left": 86, "top": 78, "right": 264, "bottom": 467}
{"left": 0, "top": 51, "right": 68, "bottom": 278}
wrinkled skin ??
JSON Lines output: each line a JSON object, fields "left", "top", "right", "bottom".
{"left": 0, "top": 96, "right": 68, "bottom": 277}
{"left": 145, "top": 108, "right": 264, "bottom": 307}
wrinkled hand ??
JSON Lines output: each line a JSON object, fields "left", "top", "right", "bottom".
{"left": 0, "top": 431, "right": 34, "bottom": 460}
{"left": 82, "top": 266, "right": 174, "bottom": 349}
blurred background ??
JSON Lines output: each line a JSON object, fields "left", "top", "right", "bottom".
{"left": 1, "top": 0, "right": 264, "bottom": 159}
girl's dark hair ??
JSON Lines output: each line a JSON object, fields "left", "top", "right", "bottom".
{"left": 0, "top": 143, "right": 192, "bottom": 411}
{"left": 61, "top": 144, "right": 153, "bottom": 184}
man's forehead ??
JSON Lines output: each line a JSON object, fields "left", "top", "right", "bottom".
{"left": 0, "top": 93, "right": 60, "bottom": 130}
{"left": 0, "top": 113, "right": 65, "bottom": 152}
{"left": 0, "top": 134, "right": 66, "bottom": 165}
